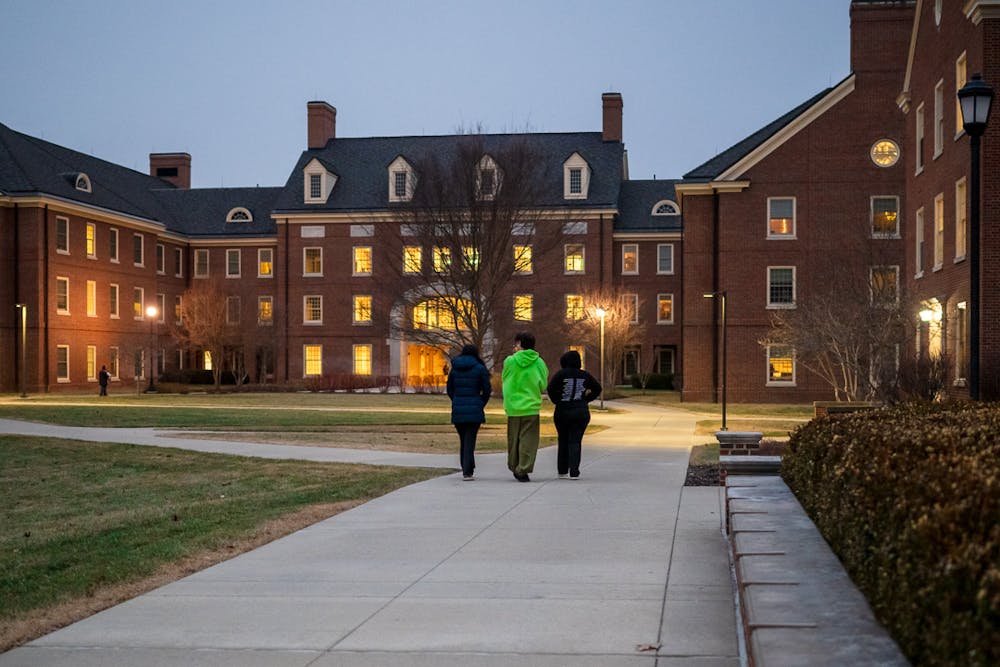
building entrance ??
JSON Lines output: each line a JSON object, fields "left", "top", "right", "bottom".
{"left": 406, "top": 344, "right": 448, "bottom": 388}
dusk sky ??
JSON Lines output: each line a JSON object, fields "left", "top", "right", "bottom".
{"left": 2, "top": 1, "right": 850, "bottom": 189}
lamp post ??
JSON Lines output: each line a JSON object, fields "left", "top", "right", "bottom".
{"left": 958, "top": 73, "right": 994, "bottom": 400}
{"left": 703, "top": 291, "right": 728, "bottom": 431}
{"left": 595, "top": 307, "right": 606, "bottom": 410}
{"left": 15, "top": 303, "right": 27, "bottom": 398}
{"left": 145, "top": 305, "right": 158, "bottom": 393}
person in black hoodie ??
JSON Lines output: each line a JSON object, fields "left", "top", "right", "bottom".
{"left": 546, "top": 350, "right": 602, "bottom": 479}
{"left": 446, "top": 344, "right": 492, "bottom": 480}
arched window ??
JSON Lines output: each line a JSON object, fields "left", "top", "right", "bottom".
{"left": 226, "top": 207, "right": 253, "bottom": 223}
{"left": 652, "top": 200, "right": 679, "bottom": 216}
{"left": 75, "top": 173, "right": 92, "bottom": 193}
{"left": 413, "top": 297, "right": 475, "bottom": 330}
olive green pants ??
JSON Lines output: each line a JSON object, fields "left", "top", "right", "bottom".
{"left": 507, "top": 414, "right": 540, "bottom": 475}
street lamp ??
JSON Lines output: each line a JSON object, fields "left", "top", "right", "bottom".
{"left": 595, "top": 306, "right": 606, "bottom": 410}
{"left": 14, "top": 303, "right": 27, "bottom": 398}
{"left": 958, "top": 73, "right": 994, "bottom": 400}
{"left": 703, "top": 291, "right": 728, "bottom": 431}
{"left": 145, "top": 304, "right": 158, "bottom": 393}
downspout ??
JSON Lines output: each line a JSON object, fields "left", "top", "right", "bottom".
{"left": 283, "top": 219, "right": 289, "bottom": 382}
{"left": 599, "top": 213, "right": 606, "bottom": 285}
{"left": 43, "top": 204, "right": 50, "bottom": 392}
{"left": 13, "top": 203, "right": 20, "bottom": 390}
{"left": 711, "top": 191, "right": 720, "bottom": 403}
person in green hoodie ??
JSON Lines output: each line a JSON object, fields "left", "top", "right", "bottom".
{"left": 502, "top": 331, "right": 549, "bottom": 482}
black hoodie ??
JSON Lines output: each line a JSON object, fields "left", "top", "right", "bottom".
{"left": 546, "top": 350, "right": 602, "bottom": 412}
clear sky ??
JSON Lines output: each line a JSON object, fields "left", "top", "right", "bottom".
{"left": 2, "top": 0, "right": 850, "bottom": 189}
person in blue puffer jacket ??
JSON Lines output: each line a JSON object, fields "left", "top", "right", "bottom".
{"left": 446, "top": 344, "right": 492, "bottom": 480}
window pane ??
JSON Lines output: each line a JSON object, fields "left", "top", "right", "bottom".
{"left": 769, "top": 198, "right": 794, "bottom": 236}
{"left": 304, "top": 296, "right": 322, "bottom": 322}
{"left": 354, "top": 295, "right": 372, "bottom": 323}
{"left": 227, "top": 249, "right": 240, "bottom": 276}
{"left": 565, "top": 295, "right": 584, "bottom": 321}
{"left": 353, "top": 345, "right": 372, "bottom": 375}
{"left": 403, "top": 246, "right": 422, "bottom": 273}
{"left": 657, "top": 294, "right": 673, "bottom": 323}
{"left": 433, "top": 247, "right": 451, "bottom": 273}
{"left": 304, "top": 345, "right": 322, "bottom": 376}
{"left": 769, "top": 268, "right": 794, "bottom": 304}
{"left": 565, "top": 245, "right": 585, "bottom": 273}
{"left": 514, "top": 245, "right": 532, "bottom": 273}
{"left": 309, "top": 174, "right": 322, "bottom": 198}
{"left": 872, "top": 197, "right": 899, "bottom": 235}
{"left": 353, "top": 247, "right": 372, "bottom": 274}
{"left": 259, "top": 249, "right": 273, "bottom": 276}
{"left": 769, "top": 346, "right": 794, "bottom": 382}
{"left": 569, "top": 168, "right": 582, "bottom": 194}
{"left": 658, "top": 244, "right": 674, "bottom": 273}
{"left": 514, "top": 294, "right": 533, "bottom": 321}
{"left": 622, "top": 245, "right": 638, "bottom": 273}
{"left": 258, "top": 296, "right": 273, "bottom": 324}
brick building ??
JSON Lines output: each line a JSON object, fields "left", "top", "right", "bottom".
{"left": 3, "top": 0, "right": 999, "bottom": 401}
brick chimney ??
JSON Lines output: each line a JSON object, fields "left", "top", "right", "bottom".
{"left": 307, "top": 101, "right": 337, "bottom": 149}
{"left": 149, "top": 153, "right": 191, "bottom": 189}
{"left": 602, "top": 93, "right": 623, "bottom": 143}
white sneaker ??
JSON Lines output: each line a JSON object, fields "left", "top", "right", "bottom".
{"left": 558, "top": 474, "right": 568, "bottom": 479}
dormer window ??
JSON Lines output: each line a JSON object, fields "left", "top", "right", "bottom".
{"left": 652, "top": 200, "right": 680, "bottom": 216}
{"left": 477, "top": 155, "right": 500, "bottom": 200}
{"left": 75, "top": 173, "right": 92, "bottom": 193}
{"left": 563, "top": 153, "right": 591, "bottom": 200}
{"left": 226, "top": 207, "right": 253, "bottom": 223}
{"left": 388, "top": 156, "right": 415, "bottom": 202}
{"left": 303, "top": 158, "right": 338, "bottom": 204}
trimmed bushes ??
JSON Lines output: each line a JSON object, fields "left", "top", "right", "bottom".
{"left": 782, "top": 403, "right": 1000, "bottom": 666}
{"left": 629, "top": 373, "right": 674, "bottom": 390}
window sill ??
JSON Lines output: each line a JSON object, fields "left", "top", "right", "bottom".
{"left": 352, "top": 322, "right": 373, "bottom": 326}
{"left": 88, "top": 255, "right": 98, "bottom": 260}
{"left": 933, "top": 149, "right": 943, "bottom": 161}
{"left": 915, "top": 166, "right": 924, "bottom": 176}
{"left": 954, "top": 255, "right": 966, "bottom": 264}
{"left": 932, "top": 264, "right": 944, "bottom": 272}
{"left": 258, "top": 274, "right": 274, "bottom": 279}
{"left": 766, "top": 304, "right": 797, "bottom": 310}
{"left": 57, "top": 310, "right": 70, "bottom": 316}
{"left": 953, "top": 378, "right": 967, "bottom": 387}
{"left": 766, "top": 235, "right": 797, "bottom": 241}
{"left": 766, "top": 381, "right": 797, "bottom": 388}
{"left": 57, "top": 378, "right": 71, "bottom": 383}
{"left": 656, "top": 271, "right": 676, "bottom": 276}
{"left": 914, "top": 270, "right": 924, "bottom": 279}
{"left": 303, "top": 273, "right": 324, "bottom": 278}
{"left": 226, "top": 275, "right": 241, "bottom": 279}
{"left": 656, "top": 321, "right": 675, "bottom": 325}
{"left": 621, "top": 272, "right": 639, "bottom": 277}
{"left": 872, "top": 233, "right": 901, "bottom": 240}
{"left": 304, "top": 322, "right": 323, "bottom": 326}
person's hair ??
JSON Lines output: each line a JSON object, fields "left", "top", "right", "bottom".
{"left": 515, "top": 332, "right": 535, "bottom": 350}
{"left": 459, "top": 344, "right": 485, "bottom": 366}
{"left": 559, "top": 350, "right": 582, "bottom": 369}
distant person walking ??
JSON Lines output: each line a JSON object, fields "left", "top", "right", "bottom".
{"left": 98, "top": 365, "right": 110, "bottom": 396}
{"left": 502, "top": 332, "right": 548, "bottom": 482}
{"left": 546, "top": 350, "right": 601, "bottom": 479}
{"left": 446, "top": 344, "right": 492, "bottom": 481}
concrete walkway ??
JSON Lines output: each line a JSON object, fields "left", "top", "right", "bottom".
{"left": 0, "top": 402, "right": 740, "bottom": 666}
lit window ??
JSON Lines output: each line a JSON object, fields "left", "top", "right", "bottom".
{"left": 226, "top": 296, "right": 240, "bottom": 324}
{"left": 87, "top": 345, "right": 97, "bottom": 380}
{"left": 156, "top": 294, "right": 165, "bottom": 323}
{"left": 258, "top": 296, "right": 273, "bottom": 325}
{"left": 768, "top": 197, "right": 795, "bottom": 237}
{"left": 175, "top": 295, "right": 182, "bottom": 323}
{"left": 258, "top": 248, "right": 274, "bottom": 277}
{"left": 934, "top": 193, "right": 944, "bottom": 269}
{"left": 622, "top": 244, "right": 638, "bottom": 274}
{"left": 565, "top": 295, "right": 585, "bottom": 321}
{"left": 156, "top": 244, "right": 165, "bottom": 273}
{"left": 56, "top": 277, "right": 69, "bottom": 314}
{"left": 86, "top": 223, "right": 96, "bottom": 258}
{"left": 133, "top": 234, "right": 144, "bottom": 266}
{"left": 768, "top": 267, "right": 796, "bottom": 307}
{"left": 413, "top": 297, "right": 471, "bottom": 330}
{"left": 110, "top": 284, "right": 119, "bottom": 319}
{"left": 433, "top": 247, "right": 451, "bottom": 273}
{"left": 403, "top": 246, "right": 422, "bottom": 273}
{"left": 86, "top": 280, "right": 96, "bottom": 317}
{"left": 657, "top": 244, "right": 674, "bottom": 274}
{"left": 56, "top": 345, "right": 69, "bottom": 382}
{"left": 109, "top": 347, "right": 120, "bottom": 379}
{"left": 514, "top": 294, "right": 533, "bottom": 321}
{"left": 226, "top": 248, "right": 241, "bottom": 278}
{"left": 304, "top": 345, "right": 322, "bottom": 376}
{"left": 514, "top": 245, "right": 532, "bottom": 273}
{"left": 203, "top": 351, "right": 212, "bottom": 372}
{"left": 56, "top": 217, "right": 69, "bottom": 253}
{"left": 133, "top": 287, "right": 144, "bottom": 320}
{"left": 353, "top": 246, "right": 372, "bottom": 275}
{"left": 354, "top": 295, "right": 372, "bottom": 324}
{"left": 871, "top": 197, "right": 900, "bottom": 237}
{"left": 623, "top": 293, "right": 638, "bottom": 323}
{"left": 304, "top": 247, "right": 323, "bottom": 276}
{"left": 652, "top": 200, "right": 679, "bottom": 215}
{"left": 353, "top": 344, "right": 372, "bottom": 376}
{"left": 462, "top": 246, "right": 480, "bottom": 270}
{"left": 657, "top": 294, "right": 673, "bottom": 324}
{"left": 955, "top": 179, "right": 967, "bottom": 260}
{"left": 109, "top": 228, "right": 119, "bottom": 262}
{"left": 871, "top": 266, "right": 899, "bottom": 305}
{"left": 956, "top": 52, "right": 968, "bottom": 134}
{"left": 194, "top": 249, "right": 209, "bottom": 278}
{"left": 569, "top": 345, "right": 586, "bottom": 369}
{"left": 304, "top": 295, "right": 323, "bottom": 324}
{"left": 564, "top": 244, "right": 585, "bottom": 273}
{"left": 767, "top": 345, "right": 795, "bottom": 385}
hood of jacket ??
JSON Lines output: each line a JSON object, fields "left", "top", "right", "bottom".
{"left": 511, "top": 349, "right": 540, "bottom": 368}
{"left": 451, "top": 354, "right": 481, "bottom": 371}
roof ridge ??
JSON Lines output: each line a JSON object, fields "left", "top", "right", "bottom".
{"left": 0, "top": 123, "right": 38, "bottom": 192}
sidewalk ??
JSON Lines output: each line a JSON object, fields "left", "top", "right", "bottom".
{"left": 0, "top": 402, "right": 739, "bottom": 666}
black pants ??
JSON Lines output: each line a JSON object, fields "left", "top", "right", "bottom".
{"left": 553, "top": 407, "right": 590, "bottom": 476}
{"left": 455, "top": 422, "right": 480, "bottom": 477}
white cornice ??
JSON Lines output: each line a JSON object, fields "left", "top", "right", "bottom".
{"left": 717, "top": 75, "right": 856, "bottom": 181}
{"left": 612, "top": 232, "right": 682, "bottom": 241}
{"left": 965, "top": 0, "right": 1000, "bottom": 23}
{"left": 1, "top": 194, "right": 165, "bottom": 231}
{"left": 187, "top": 237, "right": 276, "bottom": 247}
{"left": 272, "top": 208, "right": 620, "bottom": 224}
{"left": 673, "top": 181, "right": 752, "bottom": 197}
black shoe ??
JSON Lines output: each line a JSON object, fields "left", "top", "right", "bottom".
{"left": 569, "top": 472, "right": 580, "bottom": 479}
{"left": 515, "top": 473, "right": 530, "bottom": 482}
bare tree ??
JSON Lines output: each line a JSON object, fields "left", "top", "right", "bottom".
{"left": 170, "top": 284, "right": 230, "bottom": 391}
{"left": 564, "top": 288, "right": 647, "bottom": 390}
{"left": 385, "top": 134, "right": 561, "bottom": 371}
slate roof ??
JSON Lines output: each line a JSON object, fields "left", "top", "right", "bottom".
{"left": 682, "top": 87, "right": 836, "bottom": 181}
{"left": 151, "top": 187, "right": 281, "bottom": 238}
{"left": 616, "top": 180, "right": 683, "bottom": 233}
{"left": 272, "top": 132, "right": 626, "bottom": 213}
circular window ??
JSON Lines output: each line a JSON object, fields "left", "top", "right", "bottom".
{"left": 870, "top": 140, "right": 900, "bottom": 168}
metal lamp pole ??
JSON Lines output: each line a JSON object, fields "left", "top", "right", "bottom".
{"left": 15, "top": 303, "right": 27, "bottom": 397}
{"left": 595, "top": 307, "right": 606, "bottom": 410}
{"left": 703, "top": 291, "right": 728, "bottom": 431}
{"left": 145, "top": 305, "right": 158, "bottom": 393}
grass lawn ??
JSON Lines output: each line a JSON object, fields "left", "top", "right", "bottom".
{"left": 689, "top": 442, "right": 719, "bottom": 465}
{"left": 615, "top": 389, "right": 814, "bottom": 419}
{"left": 693, "top": 418, "right": 806, "bottom": 437}
{"left": 0, "top": 435, "right": 447, "bottom": 651}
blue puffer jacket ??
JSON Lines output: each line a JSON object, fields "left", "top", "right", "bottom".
{"left": 446, "top": 354, "right": 492, "bottom": 424}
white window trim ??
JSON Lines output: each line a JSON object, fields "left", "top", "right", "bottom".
{"left": 56, "top": 345, "right": 70, "bottom": 383}
{"left": 915, "top": 102, "right": 926, "bottom": 175}
{"left": 156, "top": 243, "right": 165, "bottom": 274}
{"left": 258, "top": 296, "right": 274, "bottom": 325}
{"left": 563, "top": 152, "right": 591, "bottom": 200}
{"left": 353, "top": 246, "right": 373, "bottom": 277}
{"left": 955, "top": 177, "right": 967, "bottom": 262}
{"left": 767, "top": 196, "right": 797, "bottom": 239}
{"left": 86, "top": 222, "right": 97, "bottom": 259}
{"left": 353, "top": 344, "right": 373, "bottom": 376}
{"left": 303, "top": 295, "right": 323, "bottom": 325}
{"left": 109, "top": 227, "right": 119, "bottom": 263}
{"left": 766, "top": 345, "right": 797, "bottom": 387}
{"left": 258, "top": 248, "right": 274, "bottom": 278}
{"left": 56, "top": 217, "right": 70, "bottom": 255}
{"left": 933, "top": 79, "right": 945, "bottom": 159}
{"left": 175, "top": 248, "right": 184, "bottom": 278}
{"left": 933, "top": 192, "right": 945, "bottom": 271}
{"left": 194, "top": 249, "right": 209, "bottom": 278}
{"left": 226, "top": 248, "right": 242, "bottom": 278}
{"left": 86, "top": 280, "right": 97, "bottom": 318}
{"left": 87, "top": 345, "right": 97, "bottom": 381}
{"left": 513, "top": 244, "right": 533, "bottom": 274}
{"left": 767, "top": 266, "right": 797, "bottom": 309}
{"left": 156, "top": 294, "right": 165, "bottom": 323}
{"left": 303, "top": 247, "right": 323, "bottom": 277}
{"left": 110, "top": 283, "right": 119, "bottom": 319}
{"left": 871, "top": 195, "right": 901, "bottom": 239}
{"left": 75, "top": 173, "right": 92, "bottom": 193}
{"left": 133, "top": 233, "right": 144, "bottom": 267}
{"left": 651, "top": 200, "right": 680, "bottom": 216}
{"left": 175, "top": 295, "right": 183, "bottom": 324}
{"left": 388, "top": 156, "right": 415, "bottom": 202}
{"left": 303, "top": 158, "right": 338, "bottom": 204}
{"left": 477, "top": 154, "right": 500, "bottom": 200}
{"left": 353, "top": 295, "right": 373, "bottom": 325}
{"left": 303, "top": 344, "right": 323, "bottom": 377}
{"left": 226, "top": 296, "right": 241, "bottom": 325}
{"left": 226, "top": 206, "right": 253, "bottom": 222}
{"left": 914, "top": 207, "right": 925, "bottom": 278}
{"left": 564, "top": 244, "right": 585, "bottom": 275}
{"left": 657, "top": 243, "right": 675, "bottom": 275}
{"left": 621, "top": 243, "right": 639, "bottom": 275}
{"left": 656, "top": 293, "right": 674, "bottom": 324}
{"left": 56, "top": 276, "right": 70, "bottom": 315}
{"left": 133, "top": 287, "right": 145, "bottom": 321}
{"left": 956, "top": 51, "right": 968, "bottom": 140}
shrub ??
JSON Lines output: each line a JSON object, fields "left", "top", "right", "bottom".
{"left": 781, "top": 402, "right": 1000, "bottom": 666}
{"left": 629, "top": 373, "right": 674, "bottom": 390}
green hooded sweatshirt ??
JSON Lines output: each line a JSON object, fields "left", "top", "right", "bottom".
{"left": 502, "top": 349, "right": 549, "bottom": 416}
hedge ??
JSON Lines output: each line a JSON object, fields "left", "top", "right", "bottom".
{"left": 781, "top": 402, "right": 1000, "bottom": 666}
